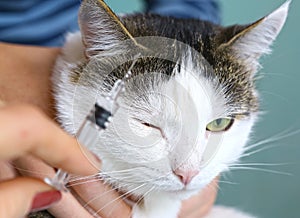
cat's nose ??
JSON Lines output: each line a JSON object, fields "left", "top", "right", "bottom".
{"left": 173, "top": 169, "right": 199, "bottom": 185}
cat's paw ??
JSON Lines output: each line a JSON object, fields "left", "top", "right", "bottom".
{"left": 205, "top": 205, "right": 256, "bottom": 218}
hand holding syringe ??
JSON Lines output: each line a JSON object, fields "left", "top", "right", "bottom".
{"left": 44, "top": 56, "right": 138, "bottom": 191}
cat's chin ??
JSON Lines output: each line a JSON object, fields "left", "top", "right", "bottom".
{"left": 137, "top": 187, "right": 200, "bottom": 201}
{"left": 168, "top": 188, "right": 200, "bottom": 200}
{"left": 126, "top": 188, "right": 199, "bottom": 204}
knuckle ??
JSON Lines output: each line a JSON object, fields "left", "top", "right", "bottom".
{"left": 9, "top": 104, "right": 48, "bottom": 146}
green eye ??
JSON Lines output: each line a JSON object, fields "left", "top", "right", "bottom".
{"left": 206, "top": 118, "right": 234, "bottom": 132}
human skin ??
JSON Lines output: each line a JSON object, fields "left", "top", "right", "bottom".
{"left": 0, "top": 42, "right": 218, "bottom": 218}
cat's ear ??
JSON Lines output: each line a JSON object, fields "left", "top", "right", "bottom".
{"left": 218, "top": 1, "right": 290, "bottom": 69}
{"left": 79, "top": 0, "right": 138, "bottom": 57}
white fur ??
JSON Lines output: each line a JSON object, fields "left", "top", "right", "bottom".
{"left": 52, "top": 2, "right": 289, "bottom": 218}
{"left": 231, "top": 0, "right": 290, "bottom": 71}
{"left": 205, "top": 206, "right": 256, "bottom": 218}
{"left": 132, "top": 193, "right": 181, "bottom": 218}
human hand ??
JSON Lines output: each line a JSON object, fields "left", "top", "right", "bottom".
{"left": 0, "top": 104, "right": 102, "bottom": 217}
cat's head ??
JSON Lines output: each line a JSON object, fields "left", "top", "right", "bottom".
{"left": 70, "top": 0, "right": 289, "bottom": 198}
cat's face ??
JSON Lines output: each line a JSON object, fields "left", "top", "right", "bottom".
{"left": 59, "top": 0, "right": 289, "bottom": 199}
{"left": 92, "top": 52, "right": 257, "bottom": 198}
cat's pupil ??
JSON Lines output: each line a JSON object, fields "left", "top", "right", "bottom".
{"left": 215, "top": 119, "right": 222, "bottom": 126}
{"left": 142, "top": 122, "right": 151, "bottom": 127}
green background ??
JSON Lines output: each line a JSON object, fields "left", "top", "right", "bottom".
{"left": 105, "top": 0, "right": 300, "bottom": 217}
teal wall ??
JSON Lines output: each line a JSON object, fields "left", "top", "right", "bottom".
{"left": 218, "top": 1, "right": 300, "bottom": 218}
{"left": 105, "top": 0, "right": 144, "bottom": 13}
{"left": 106, "top": 1, "right": 300, "bottom": 217}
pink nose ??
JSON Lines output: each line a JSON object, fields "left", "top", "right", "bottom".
{"left": 173, "top": 169, "right": 199, "bottom": 185}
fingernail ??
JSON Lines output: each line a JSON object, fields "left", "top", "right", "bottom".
{"left": 30, "top": 190, "right": 62, "bottom": 212}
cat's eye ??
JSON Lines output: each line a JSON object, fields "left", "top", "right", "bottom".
{"left": 206, "top": 118, "right": 234, "bottom": 132}
{"left": 142, "top": 122, "right": 153, "bottom": 127}
{"left": 136, "top": 119, "right": 166, "bottom": 139}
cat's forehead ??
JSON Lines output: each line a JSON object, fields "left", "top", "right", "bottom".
{"left": 122, "top": 53, "right": 228, "bottom": 125}
{"left": 120, "top": 50, "right": 256, "bottom": 120}
{"left": 121, "top": 14, "right": 260, "bottom": 116}
{"left": 71, "top": 49, "right": 257, "bottom": 119}
{"left": 163, "top": 68, "right": 226, "bottom": 125}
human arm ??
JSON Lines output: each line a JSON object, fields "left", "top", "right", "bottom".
{"left": 145, "top": 0, "right": 221, "bottom": 24}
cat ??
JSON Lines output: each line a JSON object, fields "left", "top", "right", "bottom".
{"left": 51, "top": 0, "right": 290, "bottom": 217}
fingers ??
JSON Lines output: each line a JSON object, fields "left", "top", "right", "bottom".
{"left": 71, "top": 180, "right": 131, "bottom": 218}
{"left": 13, "top": 155, "right": 55, "bottom": 179}
{"left": 14, "top": 156, "right": 95, "bottom": 218}
{"left": 16, "top": 155, "right": 131, "bottom": 218}
{"left": 0, "top": 161, "right": 17, "bottom": 181}
{"left": 0, "top": 177, "right": 59, "bottom": 218}
{"left": 48, "top": 191, "right": 95, "bottom": 218}
{"left": 0, "top": 104, "right": 131, "bottom": 218}
{"left": 0, "top": 104, "right": 101, "bottom": 176}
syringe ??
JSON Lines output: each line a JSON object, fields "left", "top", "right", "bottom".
{"left": 44, "top": 56, "right": 138, "bottom": 191}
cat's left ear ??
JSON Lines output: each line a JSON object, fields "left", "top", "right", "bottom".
{"left": 218, "top": 1, "right": 290, "bottom": 69}
{"left": 78, "top": 0, "right": 140, "bottom": 58}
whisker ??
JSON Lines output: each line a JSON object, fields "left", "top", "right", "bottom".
{"left": 92, "top": 183, "right": 147, "bottom": 217}
{"left": 228, "top": 166, "right": 292, "bottom": 176}
{"left": 218, "top": 180, "right": 238, "bottom": 185}
{"left": 83, "top": 186, "right": 127, "bottom": 209}
{"left": 68, "top": 178, "right": 104, "bottom": 187}
{"left": 106, "top": 176, "right": 144, "bottom": 184}
{"left": 98, "top": 171, "right": 170, "bottom": 185}
{"left": 8, "top": 163, "right": 50, "bottom": 177}
{"left": 69, "top": 174, "right": 100, "bottom": 183}
{"left": 259, "top": 91, "right": 289, "bottom": 103}
{"left": 231, "top": 162, "right": 291, "bottom": 167}
{"left": 97, "top": 167, "right": 147, "bottom": 175}
{"left": 135, "top": 185, "right": 155, "bottom": 208}
{"left": 69, "top": 167, "right": 148, "bottom": 185}
{"left": 242, "top": 144, "right": 285, "bottom": 158}
{"left": 97, "top": 174, "right": 152, "bottom": 186}
{"left": 245, "top": 128, "right": 300, "bottom": 152}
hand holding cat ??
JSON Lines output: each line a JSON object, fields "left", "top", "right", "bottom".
{"left": 0, "top": 104, "right": 101, "bottom": 217}
{"left": 0, "top": 104, "right": 137, "bottom": 218}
